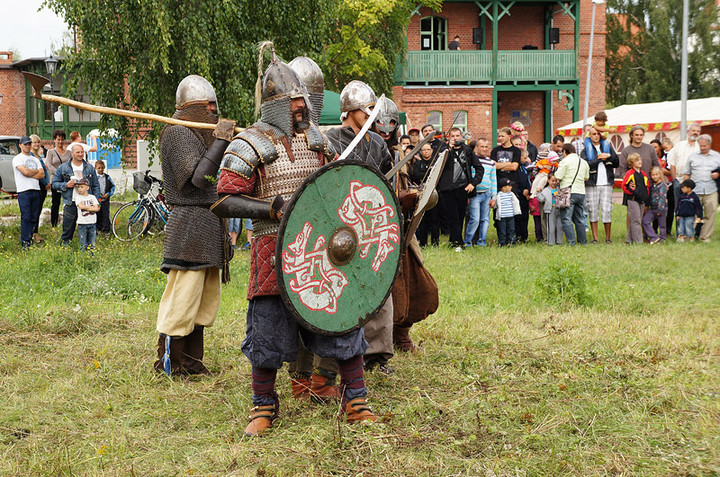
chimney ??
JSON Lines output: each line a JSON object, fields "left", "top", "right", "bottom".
{"left": 0, "top": 51, "right": 13, "bottom": 65}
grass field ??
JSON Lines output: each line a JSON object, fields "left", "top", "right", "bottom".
{"left": 0, "top": 201, "right": 719, "bottom": 476}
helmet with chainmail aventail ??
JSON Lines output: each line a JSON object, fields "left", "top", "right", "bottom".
{"left": 339, "top": 80, "right": 376, "bottom": 120}
{"left": 255, "top": 41, "right": 311, "bottom": 138}
{"left": 288, "top": 56, "right": 324, "bottom": 125}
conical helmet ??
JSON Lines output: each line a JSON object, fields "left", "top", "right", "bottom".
{"left": 289, "top": 56, "right": 324, "bottom": 124}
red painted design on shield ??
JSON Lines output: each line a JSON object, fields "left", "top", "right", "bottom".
{"left": 282, "top": 222, "right": 349, "bottom": 314}
{"left": 337, "top": 180, "right": 400, "bottom": 272}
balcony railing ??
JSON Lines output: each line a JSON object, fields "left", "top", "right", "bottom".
{"left": 394, "top": 50, "right": 576, "bottom": 85}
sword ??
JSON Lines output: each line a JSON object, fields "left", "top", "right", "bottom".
{"left": 336, "top": 94, "right": 386, "bottom": 161}
{"left": 384, "top": 132, "right": 434, "bottom": 180}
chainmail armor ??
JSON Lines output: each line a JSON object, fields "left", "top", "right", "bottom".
{"left": 160, "top": 125, "right": 225, "bottom": 271}
{"left": 308, "top": 92, "right": 324, "bottom": 125}
{"left": 252, "top": 134, "right": 322, "bottom": 236}
{"left": 260, "top": 97, "right": 293, "bottom": 139}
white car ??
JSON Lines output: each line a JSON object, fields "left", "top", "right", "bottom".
{"left": 0, "top": 136, "right": 21, "bottom": 194}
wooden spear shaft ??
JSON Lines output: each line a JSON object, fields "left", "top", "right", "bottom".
{"left": 22, "top": 72, "right": 244, "bottom": 133}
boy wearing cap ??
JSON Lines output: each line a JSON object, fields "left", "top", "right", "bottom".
{"left": 75, "top": 178, "right": 100, "bottom": 253}
{"left": 13, "top": 136, "right": 45, "bottom": 250}
{"left": 494, "top": 177, "right": 520, "bottom": 246}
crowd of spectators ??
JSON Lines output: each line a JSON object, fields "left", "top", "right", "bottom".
{"left": 12, "top": 129, "right": 111, "bottom": 253}
{"left": 407, "top": 117, "right": 720, "bottom": 248}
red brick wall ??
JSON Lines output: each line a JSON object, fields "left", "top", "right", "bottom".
{"left": 393, "top": 85, "right": 493, "bottom": 139}
{"left": 0, "top": 52, "right": 27, "bottom": 136}
{"left": 497, "top": 91, "right": 544, "bottom": 145}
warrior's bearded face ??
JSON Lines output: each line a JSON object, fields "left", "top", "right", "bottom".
{"left": 291, "top": 97, "right": 309, "bottom": 132}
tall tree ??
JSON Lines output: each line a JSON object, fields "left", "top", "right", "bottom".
{"left": 606, "top": 0, "right": 720, "bottom": 107}
{"left": 42, "top": 0, "right": 436, "bottom": 142}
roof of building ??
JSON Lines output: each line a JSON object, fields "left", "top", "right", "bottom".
{"left": 557, "top": 97, "right": 720, "bottom": 136}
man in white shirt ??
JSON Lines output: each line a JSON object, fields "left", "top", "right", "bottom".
{"left": 12, "top": 136, "right": 45, "bottom": 250}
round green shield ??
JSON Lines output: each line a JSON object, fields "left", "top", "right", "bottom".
{"left": 276, "top": 159, "right": 403, "bottom": 336}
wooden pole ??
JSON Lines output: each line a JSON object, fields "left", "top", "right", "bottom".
{"left": 22, "top": 72, "right": 244, "bottom": 134}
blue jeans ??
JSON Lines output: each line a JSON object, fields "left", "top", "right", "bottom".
{"left": 77, "top": 223, "right": 97, "bottom": 252}
{"left": 17, "top": 190, "right": 42, "bottom": 245}
{"left": 497, "top": 216, "right": 516, "bottom": 245}
{"left": 464, "top": 191, "right": 491, "bottom": 246}
{"left": 677, "top": 216, "right": 695, "bottom": 238}
{"left": 559, "top": 193, "right": 587, "bottom": 245}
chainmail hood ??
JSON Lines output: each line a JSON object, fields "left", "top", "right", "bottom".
{"left": 170, "top": 103, "right": 218, "bottom": 148}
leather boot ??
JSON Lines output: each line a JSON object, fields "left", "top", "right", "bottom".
{"left": 181, "top": 326, "right": 211, "bottom": 375}
{"left": 153, "top": 334, "right": 185, "bottom": 376}
{"left": 290, "top": 377, "right": 311, "bottom": 400}
{"left": 310, "top": 373, "right": 340, "bottom": 402}
{"left": 244, "top": 404, "right": 277, "bottom": 437}
{"left": 393, "top": 323, "right": 417, "bottom": 352}
{"left": 344, "top": 397, "right": 378, "bottom": 423}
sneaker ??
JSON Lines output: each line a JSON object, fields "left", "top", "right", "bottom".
{"left": 454, "top": 246, "right": 463, "bottom": 252}
{"left": 377, "top": 363, "right": 394, "bottom": 375}
{"left": 241, "top": 242, "right": 251, "bottom": 251}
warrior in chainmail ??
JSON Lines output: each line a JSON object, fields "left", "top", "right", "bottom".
{"left": 326, "top": 81, "right": 396, "bottom": 375}
{"left": 154, "top": 75, "right": 237, "bottom": 377}
{"left": 283, "top": 57, "right": 345, "bottom": 403}
{"left": 211, "top": 42, "right": 378, "bottom": 437}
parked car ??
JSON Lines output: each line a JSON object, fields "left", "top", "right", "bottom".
{"left": 0, "top": 136, "right": 21, "bottom": 194}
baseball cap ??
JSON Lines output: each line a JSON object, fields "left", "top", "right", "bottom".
{"left": 19, "top": 136, "right": 32, "bottom": 145}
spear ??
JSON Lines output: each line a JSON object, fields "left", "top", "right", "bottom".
{"left": 22, "top": 72, "right": 244, "bottom": 133}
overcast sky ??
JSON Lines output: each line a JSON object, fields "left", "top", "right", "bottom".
{"left": 0, "top": 0, "right": 69, "bottom": 60}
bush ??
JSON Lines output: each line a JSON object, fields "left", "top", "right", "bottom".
{"left": 535, "top": 257, "right": 593, "bottom": 307}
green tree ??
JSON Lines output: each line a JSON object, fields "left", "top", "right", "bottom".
{"left": 606, "top": 0, "right": 720, "bottom": 106}
{"left": 42, "top": 0, "right": 435, "bottom": 143}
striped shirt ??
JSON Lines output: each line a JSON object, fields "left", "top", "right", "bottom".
{"left": 474, "top": 155, "right": 497, "bottom": 200}
{"left": 497, "top": 191, "right": 515, "bottom": 218}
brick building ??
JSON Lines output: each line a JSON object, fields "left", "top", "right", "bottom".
{"left": 392, "top": 0, "right": 607, "bottom": 145}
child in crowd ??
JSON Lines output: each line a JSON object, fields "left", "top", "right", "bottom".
{"left": 494, "top": 178, "right": 520, "bottom": 246}
{"left": 537, "top": 173, "right": 563, "bottom": 245}
{"left": 583, "top": 111, "right": 611, "bottom": 164}
{"left": 642, "top": 166, "right": 668, "bottom": 244}
{"left": 530, "top": 143, "right": 559, "bottom": 198}
{"left": 675, "top": 179, "right": 703, "bottom": 242}
{"left": 94, "top": 160, "right": 115, "bottom": 234}
{"left": 528, "top": 195, "right": 542, "bottom": 242}
{"left": 622, "top": 153, "right": 650, "bottom": 244}
{"left": 75, "top": 178, "right": 100, "bottom": 253}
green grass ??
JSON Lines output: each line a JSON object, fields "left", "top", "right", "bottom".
{"left": 0, "top": 206, "right": 719, "bottom": 475}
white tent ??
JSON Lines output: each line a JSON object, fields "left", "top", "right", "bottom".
{"left": 556, "top": 97, "right": 720, "bottom": 150}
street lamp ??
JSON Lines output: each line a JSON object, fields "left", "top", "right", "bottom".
{"left": 44, "top": 55, "right": 59, "bottom": 134}
{"left": 583, "top": 0, "right": 605, "bottom": 128}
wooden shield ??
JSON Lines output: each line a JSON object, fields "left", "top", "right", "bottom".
{"left": 276, "top": 159, "right": 403, "bottom": 336}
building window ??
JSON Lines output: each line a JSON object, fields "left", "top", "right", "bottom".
{"left": 452, "top": 111, "right": 468, "bottom": 132}
{"left": 420, "top": 16, "right": 448, "bottom": 51}
{"left": 427, "top": 111, "right": 442, "bottom": 131}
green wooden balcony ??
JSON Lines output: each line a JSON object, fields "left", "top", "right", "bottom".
{"left": 394, "top": 50, "right": 576, "bottom": 85}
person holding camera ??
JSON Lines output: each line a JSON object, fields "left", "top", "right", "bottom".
{"left": 436, "top": 127, "right": 483, "bottom": 250}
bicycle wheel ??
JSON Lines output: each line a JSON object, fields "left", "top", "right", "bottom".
{"left": 112, "top": 201, "right": 152, "bottom": 241}
{"left": 146, "top": 201, "right": 170, "bottom": 236}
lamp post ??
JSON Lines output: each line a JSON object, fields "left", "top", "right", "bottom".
{"left": 680, "top": 0, "right": 689, "bottom": 140}
{"left": 583, "top": 0, "right": 605, "bottom": 127}
{"left": 44, "top": 55, "right": 59, "bottom": 135}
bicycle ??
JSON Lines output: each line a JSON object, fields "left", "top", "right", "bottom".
{"left": 112, "top": 170, "right": 172, "bottom": 241}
